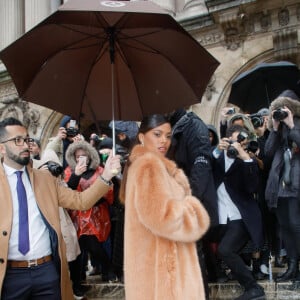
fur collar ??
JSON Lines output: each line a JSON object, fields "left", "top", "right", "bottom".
{"left": 65, "top": 140, "right": 100, "bottom": 170}
{"left": 129, "top": 145, "right": 191, "bottom": 194}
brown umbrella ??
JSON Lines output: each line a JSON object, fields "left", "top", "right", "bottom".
{"left": 0, "top": 0, "right": 219, "bottom": 119}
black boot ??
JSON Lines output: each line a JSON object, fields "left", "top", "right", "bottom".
{"left": 274, "top": 255, "right": 285, "bottom": 268}
{"left": 276, "top": 258, "right": 298, "bottom": 282}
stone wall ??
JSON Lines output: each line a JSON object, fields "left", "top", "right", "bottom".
{"left": 0, "top": 0, "right": 299, "bottom": 148}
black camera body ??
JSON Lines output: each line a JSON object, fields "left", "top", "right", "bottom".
{"left": 47, "top": 161, "right": 64, "bottom": 177}
{"left": 273, "top": 108, "right": 288, "bottom": 121}
{"left": 66, "top": 127, "right": 79, "bottom": 137}
{"left": 227, "top": 131, "right": 248, "bottom": 159}
{"left": 247, "top": 140, "right": 259, "bottom": 154}
{"left": 250, "top": 113, "right": 264, "bottom": 128}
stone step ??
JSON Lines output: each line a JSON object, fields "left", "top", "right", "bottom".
{"left": 82, "top": 278, "right": 300, "bottom": 300}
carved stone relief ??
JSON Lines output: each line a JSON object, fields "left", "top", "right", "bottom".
{"left": 204, "top": 75, "right": 217, "bottom": 101}
{"left": 0, "top": 97, "right": 41, "bottom": 134}
{"left": 278, "top": 8, "right": 290, "bottom": 27}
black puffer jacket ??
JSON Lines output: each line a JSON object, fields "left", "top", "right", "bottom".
{"left": 170, "top": 112, "right": 219, "bottom": 227}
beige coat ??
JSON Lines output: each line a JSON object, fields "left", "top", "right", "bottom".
{"left": 124, "top": 145, "right": 210, "bottom": 300}
{"left": 0, "top": 163, "right": 110, "bottom": 299}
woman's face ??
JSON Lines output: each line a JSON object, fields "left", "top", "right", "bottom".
{"left": 139, "top": 122, "right": 172, "bottom": 157}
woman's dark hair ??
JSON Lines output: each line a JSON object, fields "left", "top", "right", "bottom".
{"left": 119, "top": 114, "right": 170, "bottom": 204}
{"left": 139, "top": 114, "right": 170, "bottom": 135}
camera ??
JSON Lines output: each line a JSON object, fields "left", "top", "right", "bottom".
{"left": 273, "top": 108, "right": 288, "bottom": 121}
{"left": 250, "top": 113, "right": 264, "bottom": 128}
{"left": 226, "top": 107, "right": 236, "bottom": 115}
{"left": 246, "top": 140, "right": 259, "bottom": 154}
{"left": 66, "top": 127, "right": 79, "bottom": 137}
{"left": 227, "top": 131, "right": 248, "bottom": 159}
{"left": 47, "top": 161, "right": 64, "bottom": 177}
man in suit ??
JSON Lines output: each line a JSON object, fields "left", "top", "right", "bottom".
{"left": 212, "top": 124, "right": 265, "bottom": 300}
{"left": 0, "top": 117, "right": 121, "bottom": 300}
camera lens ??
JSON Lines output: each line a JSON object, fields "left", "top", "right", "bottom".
{"left": 250, "top": 114, "right": 264, "bottom": 128}
{"left": 273, "top": 109, "right": 288, "bottom": 121}
{"left": 66, "top": 127, "right": 79, "bottom": 137}
{"left": 47, "top": 162, "right": 63, "bottom": 177}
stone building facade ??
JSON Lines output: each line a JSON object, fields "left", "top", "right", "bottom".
{"left": 0, "top": 0, "right": 300, "bottom": 149}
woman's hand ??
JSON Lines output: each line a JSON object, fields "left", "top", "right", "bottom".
{"left": 75, "top": 159, "right": 87, "bottom": 176}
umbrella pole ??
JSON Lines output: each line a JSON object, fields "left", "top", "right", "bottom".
{"left": 109, "top": 27, "right": 116, "bottom": 156}
{"left": 111, "top": 61, "right": 116, "bottom": 156}
{"left": 265, "top": 83, "right": 270, "bottom": 107}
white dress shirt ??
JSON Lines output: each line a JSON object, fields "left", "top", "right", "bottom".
{"left": 4, "top": 163, "right": 51, "bottom": 260}
{"left": 213, "top": 149, "right": 242, "bottom": 224}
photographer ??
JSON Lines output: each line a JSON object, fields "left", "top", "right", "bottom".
{"left": 45, "top": 115, "right": 84, "bottom": 169}
{"left": 212, "top": 125, "right": 265, "bottom": 300}
{"left": 265, "top": 96, "right": 300, "bottom": 282}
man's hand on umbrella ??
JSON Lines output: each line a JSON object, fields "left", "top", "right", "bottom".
{"left": 101, "top": 151, "right": 121, "bottom": 181}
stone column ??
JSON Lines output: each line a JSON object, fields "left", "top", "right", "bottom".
{"left": 0, "top": 0, "right": 24, "bottom": 51}
{"left": 25, "top": 0, "right": 52, "bottom": 32}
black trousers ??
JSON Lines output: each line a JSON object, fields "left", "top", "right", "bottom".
{"left": 275, "top": 197, "right": 300, "bottom": 260}
{"left": 69, "top": 234, "right": 112, "bottom": 288}
{"left": 217, "top": 220, "right": 256, "bottom": 290}
{"left": 1, "top": 260, "right": 61, "bottom": 300}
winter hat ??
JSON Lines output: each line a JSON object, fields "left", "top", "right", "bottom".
{"left": 278, "top": 89, "right": 300, "bottom": 101}
{"left": 33, "top": 149, "right": 61, "bottom": 169}
{"left": 60, "top": 115, "right": 72, "bottom": 128}
{"left": 257, "top": 108, "right": 270, "bottom": 116}
{"left": 109, "top": 121, "right": 139, "bottom": 141}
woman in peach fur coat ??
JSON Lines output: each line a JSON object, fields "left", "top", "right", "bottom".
{"left": 119, "top": 114, "right": 210, "bottom": 300}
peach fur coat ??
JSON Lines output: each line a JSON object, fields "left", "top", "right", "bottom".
{"left": 0, "top": 162, "right": 110, "bottom": 299}
{"left": 124, "top": 145, "right": 210, "bottom": 300}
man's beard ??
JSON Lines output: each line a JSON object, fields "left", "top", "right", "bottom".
{"left": 6, "top": 147, "right": 30, "bottom": 166}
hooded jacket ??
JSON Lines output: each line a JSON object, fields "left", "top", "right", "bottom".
{"left": 64, "top": 141, "right": 113, "bottom": 242}
{"left": 123, "top": 145, "right": 210, "bottom": 300}
{"left": 265, "top": 96, "right": 300, "bottom": 208}
{"left": 171, "top": 111, "right": 219, "bottom": 227}
{"left": 207, "top": 124, "right": 219, "bottom": 147}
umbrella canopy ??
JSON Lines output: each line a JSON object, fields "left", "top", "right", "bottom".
{"left": 228, "top": 61, "right": 300, "bottom": 113}
{"left": 0, "top": 0, "right": 219, "bottom": 122}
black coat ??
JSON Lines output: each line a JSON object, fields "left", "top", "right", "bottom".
{"left": 212, "top": 152, "right": 264, "bottom": 248}
{"left": 171, "top": 112, "right": 219, "bottom": 227}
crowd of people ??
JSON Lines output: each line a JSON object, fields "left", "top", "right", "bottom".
{"left": 0, "top": 89, "right": 300, "bottom": 300}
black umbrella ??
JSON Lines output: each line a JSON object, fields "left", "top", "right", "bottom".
{"left": 228, "top": 61, "right": 300, "bottom": 113}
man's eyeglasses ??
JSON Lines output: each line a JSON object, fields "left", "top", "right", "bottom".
{"left": 1, "top": 137, "right": 34, "bottom": 146}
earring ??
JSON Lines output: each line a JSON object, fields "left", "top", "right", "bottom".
{"left": 141, "top": 141, "right": 144, "bottom": 146}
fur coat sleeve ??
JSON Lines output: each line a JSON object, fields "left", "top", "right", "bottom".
{"left": 127, "top": 147, "right": 210, "bottom": 243}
